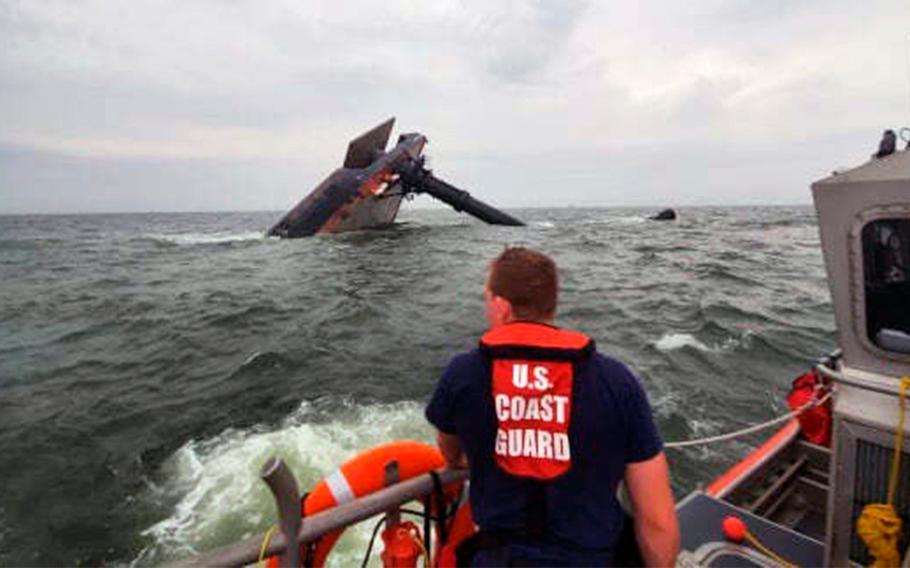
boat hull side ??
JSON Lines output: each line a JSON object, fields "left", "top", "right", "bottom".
{"left": 705, "top": 419, "right": 801, "bottom": 498}
{"left": 321, "top": 192, "right": 404, "bottom": 233}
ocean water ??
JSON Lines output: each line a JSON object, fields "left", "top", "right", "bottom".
{"left": 0, "top": 206, "right": 835, "bottom": 565}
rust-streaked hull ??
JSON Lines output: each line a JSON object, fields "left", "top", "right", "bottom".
{"left": 324, "top": 192, "right": 404, "bottom": 233}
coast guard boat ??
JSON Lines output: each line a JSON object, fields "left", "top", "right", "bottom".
{"left": 172, "top": 139, "right": 910, "bottom": 567}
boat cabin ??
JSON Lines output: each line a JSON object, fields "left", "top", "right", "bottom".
{"left": 814, "top": 148, "right": 910, "bottom": 565}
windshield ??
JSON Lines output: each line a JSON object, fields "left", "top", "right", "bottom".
{"left": 862, "top": 218, "right": 910, "bottom": 354}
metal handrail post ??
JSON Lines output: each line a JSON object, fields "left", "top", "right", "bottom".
{"left": 261, "top": 457, "right": 301, "bottom": 568}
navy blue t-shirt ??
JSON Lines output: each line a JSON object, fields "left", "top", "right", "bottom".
{"left": 425, "top": 346, "right": 662, "bottom": 563}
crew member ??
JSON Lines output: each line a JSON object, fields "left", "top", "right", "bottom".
{"left": 425, "top": 247, "right": 679, "bottom": 566}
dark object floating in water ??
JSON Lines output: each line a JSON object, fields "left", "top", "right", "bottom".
{"left": 267, "top": 118, "right": 524, "bottom": 238}
{"left": 650, "top": 208, "right": 677, "bottom": 221}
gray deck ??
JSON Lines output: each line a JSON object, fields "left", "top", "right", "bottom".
{"left": 677, "top": 492, "right": 825, "bottom": 567}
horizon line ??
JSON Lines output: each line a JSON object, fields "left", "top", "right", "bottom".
{"left": 0, "top": 202, "right": 816, "bottom": 217}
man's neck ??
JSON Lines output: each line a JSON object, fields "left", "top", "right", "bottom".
{"left": 499, "top": 317, "right": 555, "bottom": 327}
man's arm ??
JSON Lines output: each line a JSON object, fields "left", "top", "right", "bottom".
{"left": 436, "top": 431, "right": 468, "bottom": 469}
{"left": 624, "top": 451, "right": 679, "bottom": 567}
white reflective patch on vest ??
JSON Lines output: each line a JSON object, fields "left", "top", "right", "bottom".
{"left": 326, "top": 469, "right": 355, "bottom": 505}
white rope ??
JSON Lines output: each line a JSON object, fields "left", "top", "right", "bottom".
{"left": 664, "top": 389, "right": 833, "bottom": 449}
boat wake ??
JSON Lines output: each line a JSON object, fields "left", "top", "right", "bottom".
{"left": 135, "top": 399, "right": 431, "bottom": 567}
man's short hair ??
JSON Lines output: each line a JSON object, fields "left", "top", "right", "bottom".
{"left": 488, "top": 247, "right": 558, "bottom": 321}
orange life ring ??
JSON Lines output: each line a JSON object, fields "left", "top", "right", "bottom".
{"left": 267, "top": 440, "right": 461, "bottom": 567}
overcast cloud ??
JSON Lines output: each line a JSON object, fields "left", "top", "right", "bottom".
{"left": 1, "top": 0, "right": 908, "bottom": 213}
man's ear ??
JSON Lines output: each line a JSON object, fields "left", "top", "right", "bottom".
{"left": 492, "top": 294, "right": 514, "bottom": 322}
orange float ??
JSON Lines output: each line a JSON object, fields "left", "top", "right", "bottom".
{"left": 266, "top": 440, "right": 463, "bottom": 567}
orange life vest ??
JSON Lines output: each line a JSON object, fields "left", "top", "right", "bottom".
{"left": 479, "top": 322, "right": 593, "bottom": 481}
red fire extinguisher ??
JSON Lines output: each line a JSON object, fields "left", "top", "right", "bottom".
{"left": 381, "top": 520, "right": 426, "bottom": 568}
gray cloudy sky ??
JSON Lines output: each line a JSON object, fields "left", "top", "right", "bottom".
{"left": 1, "top": 0, "right": 908, "bottom": 214}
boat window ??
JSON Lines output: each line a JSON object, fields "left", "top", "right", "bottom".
{"left": 862, "top": 218, "right": 910, "bottom": 354}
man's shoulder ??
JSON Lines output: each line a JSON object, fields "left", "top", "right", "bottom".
{"left": 441, "top": 348, "right": 487, "bottom": 379}
{"left": 589, "top": 351, "right": 637, "bottom": 381}
{"left": 446, "top": 347, "right": 484, "bottom": 367}
{"left": 586, "top": 351, "right": 646, "bottom": 398}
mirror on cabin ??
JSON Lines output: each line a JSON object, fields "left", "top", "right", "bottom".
{"left": 862, "top": 218, "right": 910, "bottom": 354}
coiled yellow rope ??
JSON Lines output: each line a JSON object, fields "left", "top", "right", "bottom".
{"left": 857, "top": 377, "right": 910, "bottom": 568}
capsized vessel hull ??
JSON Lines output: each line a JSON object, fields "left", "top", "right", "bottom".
{"left": 267, "top": 118, "right": 523, "bottom": 238}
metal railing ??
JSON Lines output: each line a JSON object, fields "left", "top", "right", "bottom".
{"left": 166, "top": 459, "right": 467, "bottom": 568}
{"left": 815, "top": 361, "right": 904, "bottom": 397}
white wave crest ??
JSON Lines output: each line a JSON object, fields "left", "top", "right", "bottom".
{"left": 610, "top": 215, "right": 647, "bottom": 225}
{"left": 655, "top": 333, "right": 710, "bottom": 352}
{"left": 688, "top": 417, "right": 723, "bottom": 438}
{"left": 242, "top": 351, "right": 263, "bottom": 366}
{"left": 654, "top": 331, "right": 752, "bottom": 353}
{"left": 682, "top": 417, "right": 727, "bottom": 460}
{"left": 145, "top": 231, "right": 266, "bottom": 245}
{"left": 136, "top": 399, "right": 432, "bottom": 566}
{"left": 534, "top": 221, "right": 556, "bottom": 228}
{"left": 651, "top": 391, "right": 681, "bottom": 418}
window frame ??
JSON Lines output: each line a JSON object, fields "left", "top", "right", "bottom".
{"left": 849, "top": 205, "right": 910, "bottom": 360}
